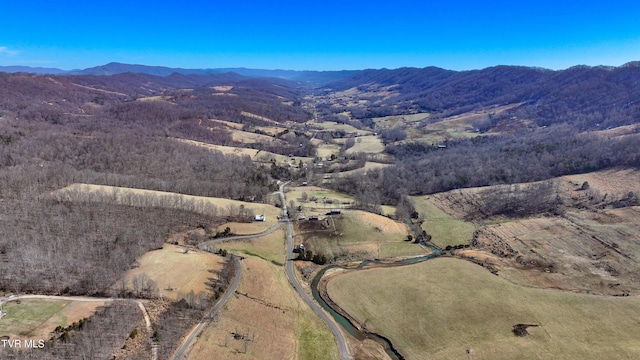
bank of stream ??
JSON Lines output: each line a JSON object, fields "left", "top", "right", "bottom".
{"left": 311, "top": 247, "right": 441, "bottom": 360}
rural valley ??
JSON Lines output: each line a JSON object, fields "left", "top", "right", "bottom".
{"left": 0, "top": 62, "right": 639, "bottom": 360}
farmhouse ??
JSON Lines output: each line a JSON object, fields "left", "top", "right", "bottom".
{"left": 254, "top": 214, "right": 265, "bottom": 222}
{"left": 327, "top": 208, "right": 342, "bottom": 215}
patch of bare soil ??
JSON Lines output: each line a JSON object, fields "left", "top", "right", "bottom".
{"left": 469, "top": 209, "right": 640, "bottom": 295}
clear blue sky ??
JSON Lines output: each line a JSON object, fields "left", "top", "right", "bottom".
{"left": 1, "top": 0, "right": 640, "bottom": 71}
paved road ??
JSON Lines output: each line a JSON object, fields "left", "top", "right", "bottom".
{"left": 172, "top": 255, "right": 242, "bottom": 360}
{"left": 198, "top": 223, "right": 283, "bottom": 251}
{"left": 278, "top": 183, "right": 353, "bottom": 360}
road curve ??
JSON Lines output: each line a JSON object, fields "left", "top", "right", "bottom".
{"left": 278, "top": 183, "right": 353, "bottom": 360}
{"left": 172, "top": 254, "right": 242, "bottom": 360}
{"left": 198, "top": 223, "right": 283, "bottom": 251}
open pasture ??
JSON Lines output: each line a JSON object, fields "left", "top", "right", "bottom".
{"left": 293, "top": 209, "right": 424, "bottom": 261}
{"left": 345, "top": 135, "right": 385, "bottom": 154}
{"left": 411, "top": 195, "right": 475, "bottom": 248}
{"left": 116, "top": 244, "right": 225, "bottom": 300}
{"left": 327, "top": 257, "right": 640, "bottom": 360}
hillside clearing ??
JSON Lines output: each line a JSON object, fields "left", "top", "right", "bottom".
{"left": 411, "top": 195, "right": 475, "bottom": 248}
{"left": 116, "top": 244, "right": 225, "bottom": 300}
{"left": 53, "top": 183, "right": 280, "bottom": 232}
{"left": 293, "top": 209, "right": 424, "bottom": 261}
{"left": 214, "top": 229, "right": 287, "bottom": 265}
{"left": 328, "top": 257, "right": 640, "bottom": 360}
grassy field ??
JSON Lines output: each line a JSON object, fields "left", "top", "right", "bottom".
{"left": 327, "top": 257, "right": 640, "bottom": 360}
{"left": 286, "top": 186, "right": 356, "bottom": 212}
{"left": 412, "top": 195, "right": 475, "bottom": 248}
{"left": 345, "top": 135, "right": 385, "bottom": 154}
{"left": 54, "top": 183, "right": 281, "bottom": 232}
{"left": 316, "top": 143, "right": 341, "bottom": 160}
{"left": 371, "top": 113, "right": 429, "bottom": 129}
{"left": 330, "top": 162, "right": 391, "bottom": 178}
{"left": 188, "top": 257, "right": 338, "bottom": 360}
{"left": 173, "top": 138, "right": 313, "bottom": 165}
{"left": 1, "top": 299, "right": 108, "bottom": 340}
{"left": 218, "top": 228, "right": 287, "bottom": 265}
{"left": 293, "top": 209, "right": 425, "bottom": 261}
{"left": 116, "top": 244, "right": 225, "bottom": 300}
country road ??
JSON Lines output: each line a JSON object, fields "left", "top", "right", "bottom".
{"left": 171, "top": 254, "right": 242, "bottom": 360}
{"left": 198, "top": 223, "right": 283, "bottom": 250}
{"left": 278, "top": 182, "right": 353, "bottom": 360}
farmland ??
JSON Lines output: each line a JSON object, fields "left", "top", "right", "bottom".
{"left": 187, "top": 257, "right": 338, "bottom": 360}
{"left": 293, "top": 209, "right": 424, "bottom": 261}
{"left": 411, "top": 195, "right": 475, "bottom": 248}
{"left": 327, "top": 257, "right": 640, "bottom": 360}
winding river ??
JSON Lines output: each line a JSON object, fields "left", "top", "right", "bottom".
{"left": 310, "top": 248, "right": 442, "bottom": 360}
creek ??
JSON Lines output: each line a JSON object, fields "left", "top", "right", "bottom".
{"left": 310, "top": 247, "right": 441, "bottom": 360}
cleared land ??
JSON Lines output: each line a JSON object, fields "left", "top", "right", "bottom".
{"left": 412, "top": 195, "right": 475, "bottom": 248}
{"left": 54, "top": 183, "right": 280, "bottom": 232}
{"left": 116, "top": 244, "right": 225, "bottom": 301}
{"left": 316, "top": 143, "right": 341, "bottom": 160}
{"left": 371, "top": 113, "right": 429, "bottom": 128}
{"left": 215, "top": 229, "right": 287, "bottom": 265}
{"left": 173, "top": 138, "right": 312, "bottom": 165}
{"left": 428, "top": 168, "right": 640, "bottom": 295}
{"left": 187, "top": 257, "right": 338, "bottom": 360}
{"left": 293, "top": 209, "right": 424, "bottom": 261}
{"left": 344, "top": 135, "right": 385, "bottom": 155}
{"left": 1, "top": 299, "right": 109, "bottom": 341}
{"left": 310, "top": 121, "right": 372, "bottom": 136}
{"left": 327, "top": 257, "right": 640, "bottom": 360}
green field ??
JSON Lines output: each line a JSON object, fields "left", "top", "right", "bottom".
{"left": 412, "top": 195, "right": 475, "bottom": 247}
{"left": 220, "top": 229, "right": 287, "bottom": 265}
{"left": 327, "top": 258, "right": 640, "bottom": 360}
{"left": 1, "top": 299, "right": 70, "bottom": 336}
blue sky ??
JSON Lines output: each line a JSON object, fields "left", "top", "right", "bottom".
{"left": 1, "top": 0, "right": 640, "bottom": 71}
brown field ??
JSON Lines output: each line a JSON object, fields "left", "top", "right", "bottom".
{"left": 230, "top": 129, "right": 285, "bottom": 145}
{"left": 1, "top": 299, "right": 109, "bottom": 341}
{"left": 210, "top": 119, "right": 244, "bottom": 129}
{"left": 211, "top": 85, "right": 233, "bottom": 92}
{"left": 310, "top": 121, "right": 373, "bottom": 136}
{"left": 240, "top": 111, "right": 279, "bottom": 124}
{"left": 117, "top": 244, "right": 225, "bottom": 300}
{"left": 327, "top": 257, "right": 640, "bottom": 360}
{"left": 371, "top": 113, "right": 429, "bottom": 129}
{"left": 427, "top": 168, "right": 640, "bottom": 295}
{"left": 187, "top": 257, "right": 338, "bottom": 360}
{"left": 345, "top": 135, "right": 385, "bottom": 154}
{"left": 316, "top": 143, "right": 341, "bottom": 160}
